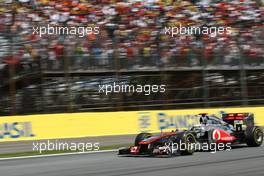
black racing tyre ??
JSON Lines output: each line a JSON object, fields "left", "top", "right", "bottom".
{"left": 134, "top": 133, "right": 152, "bottom": 146}
{"left": 180, "top": 133, "right": 196, "bottom": 155}
{"left": 246, "top": 126, "right": 263, "bottom": 147}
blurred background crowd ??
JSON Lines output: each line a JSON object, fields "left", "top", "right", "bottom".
{"left": 0, "top": 0, "right": 263, "bottom": 115}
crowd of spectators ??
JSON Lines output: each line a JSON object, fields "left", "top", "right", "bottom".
{"left": 0, "top": 0, "right": 264, "bottom": 115}
{"left": 0, "top": 0, "right": 263, "bottom": 72}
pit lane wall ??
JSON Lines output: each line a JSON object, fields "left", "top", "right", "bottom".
{"left": 0, "top": 107, "right": 264, "bottom": 142}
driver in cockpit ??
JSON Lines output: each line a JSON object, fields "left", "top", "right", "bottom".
{"left": 199, "top": 113, "right": 209, "bottom": 125}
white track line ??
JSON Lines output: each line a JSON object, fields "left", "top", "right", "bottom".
{"left": 0, "top": 149, "right": 117, "bottom": 161}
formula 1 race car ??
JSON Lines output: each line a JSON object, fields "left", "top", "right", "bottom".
{"left": 118, "top": 112, "right": 263, "bottom": 156}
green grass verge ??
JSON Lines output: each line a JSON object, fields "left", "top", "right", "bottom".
{"left": 0, "top": 143, "right": 132, "bottom": 159}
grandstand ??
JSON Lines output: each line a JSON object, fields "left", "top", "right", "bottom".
{"left": 0, "top": 0, "right": 263, "bottom": 115}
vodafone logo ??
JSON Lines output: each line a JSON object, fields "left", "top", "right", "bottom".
{"left": 212, "top": 129, "right": 236, "bottom": 142}
{"left": 212, "top": 129, "right": 221, "bottom": 141}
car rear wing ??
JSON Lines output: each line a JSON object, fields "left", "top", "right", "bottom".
{"left": 222, "top": 113, "right": 254, "bottom": 127}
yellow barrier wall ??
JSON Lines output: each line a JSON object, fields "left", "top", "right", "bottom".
{"left": 0, "top": 107, "right": 264, "bottom": 142}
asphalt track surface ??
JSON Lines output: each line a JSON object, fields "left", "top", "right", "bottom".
{"left": 0, "top": 145, "right": 263, "bottom": 176}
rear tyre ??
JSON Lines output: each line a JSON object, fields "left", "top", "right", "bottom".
{"left": 246, "top": 127, "right": 263, "bottom": 147}
{"left": 134, "top": 133, "right": 152, "bottom": 146}
{"left": 180, "top": 133, "right": 196, "bottom": 155}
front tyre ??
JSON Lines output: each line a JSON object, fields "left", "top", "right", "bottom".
{"left": 180, "top": 133, "right": 196, "bottom": 155}
{"left": 246, "top": 127, "right": 263, "bottom": 147}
